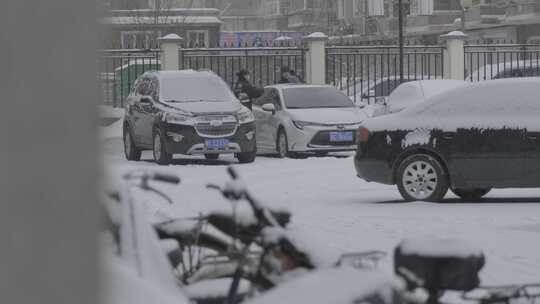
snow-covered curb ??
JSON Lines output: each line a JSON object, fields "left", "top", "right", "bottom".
{"left": 99, "top": 105, "right": 124, "bottom": 140}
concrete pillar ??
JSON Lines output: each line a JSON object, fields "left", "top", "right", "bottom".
{"left": 0, "top": 0, "right": 98, "bottom": 303}
{"left": 440, "top": 31, "right": 468, "bottom": 80}
{"left": 158, "top": 34, "right": 183, "bottom": 71}
{"left": 304, "top": 32, "right": 329, "bottom": 85}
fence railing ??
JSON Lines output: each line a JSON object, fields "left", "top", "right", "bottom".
{"left": 464, "top": 44, "right": 540, "bottom": 81}
{"left": 96, "top": 42, "right": 540, "bottom": 107}
{"left": 326, "top": 45, "right": 445, "bottom": 104}
{"left": 179, "top": 47, "right": 306, "bottom": 88}
{"left": 97, "top": 49, "right": 160, "bottom": 107}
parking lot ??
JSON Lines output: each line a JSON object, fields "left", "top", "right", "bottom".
{"left": 102, "top": 131, "right": 540, "bottom": 286}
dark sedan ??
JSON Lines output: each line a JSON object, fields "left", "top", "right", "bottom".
{"left": 354, "top": 78, "right": 540, "bottom": 202}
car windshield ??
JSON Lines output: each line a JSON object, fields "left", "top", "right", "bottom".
{"left": 160, "top": 75, "right": 236, "bottom": 102}
{"left": 283, "top": 87, "right": 354, "bottom": 109}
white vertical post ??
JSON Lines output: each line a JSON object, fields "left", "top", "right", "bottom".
{"left": 440, "top": 31, "right": 468, "bottom": 80}
{"left": 304, "top": 32, "right": 329, "bottom": 85}
{"left": 158, "top": 34, "right": 183, "bottom": 71}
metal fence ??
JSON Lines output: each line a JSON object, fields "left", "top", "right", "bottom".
{"left": 464, "top": 44, "right": 540, "bottom": 81}
{"left": 179, "top": 47, "right": 306, "bottom": 88}
{"left": 97, "top": 49, "right": 160, "bottom": 107}
{"left": 326, "top": 45, "right": 445, "bottom": 104}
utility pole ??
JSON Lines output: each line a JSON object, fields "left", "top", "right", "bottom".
{"left": 398, "top": 0, "right": 404, "bottom": 83}
{"left": 154, "top": 0, "right": 160, "bottom": 47}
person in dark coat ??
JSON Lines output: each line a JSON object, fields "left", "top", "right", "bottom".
{"left": 278, "top": 66, "right": 301, "bottom": 84}
{"left": 233, "top": 69, "right": 262, "bottom": 110}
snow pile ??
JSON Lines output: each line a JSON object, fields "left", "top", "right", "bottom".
{"left": 100, "top": 254, "right": 188, "bottom": 304}
{"left": 99, "top": 105, "right": 124, "bottom": 140}
{"left": 246, "top": 268, "right": 404, "bottom": 304}
{"left": 184, "top": 278, "right": 250, "bottom": 300}
{"left": 99, "top": 105, "right": 125, "bottom": 119}
{"left": 399, "top": 238, "right": 483, "bottom": 258}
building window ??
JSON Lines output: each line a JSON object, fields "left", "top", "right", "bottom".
{"left": 338, "top": 0, "right": 346, "bottom": 19}
{"left": 353, "top": 0, "right": 364, "bottom": 17}
{"left": 290, "top": 0, "right": 305, "bottom": 10}
{"left": 187, "top": 30, "right": 209, "bottom": 48}
{"left": 264, "top": 0, "right": 280, "bottom": 15}
{"left": 120, "top": 31, "right": 158, "bottom": 49}
{"left": 410, "top": 0, "right": 429, "bottom": 15}
{"left": 367, "top": 0, "right": 384, "bottom": 16}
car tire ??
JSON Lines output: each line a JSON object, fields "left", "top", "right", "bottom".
{"left": 237, "top": 152, "right": 256, "bottom": 164}
{"left": 205, "top": 154, "right": 219, "bottom": 160}
{"left": 451, "top": 188, "right": 491, "bottom": 201}
{"left": 123, "top": 125, "right": 141, "bottom": 161}
{"left": 153, "top": 130, "right": 172, "bottom": 165}
{"left": 276, "top": 129, "right": 289, "bottom": 159}
{"left": 396, "top": 154, "right": 449, "bottom": 202}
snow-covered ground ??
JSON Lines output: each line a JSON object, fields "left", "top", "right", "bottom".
{"left": 101, "top": 108, "right": 540, "bottom": 287}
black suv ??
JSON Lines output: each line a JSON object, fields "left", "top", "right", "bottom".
{"left": 123, "top": 70, "right": 257, "bottom": 165}
{"left": 354, "top": 78, "right": 540, "bottom": 202}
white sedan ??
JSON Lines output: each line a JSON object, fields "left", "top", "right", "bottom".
{"left": 252, "top": 84, "right": 367, "bottom": 158}
{"left": 370, "top": 79, "right": 468, "bottom": 117}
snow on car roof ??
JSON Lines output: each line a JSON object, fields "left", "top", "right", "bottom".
{"left": 467, "top": 60, "right": 540, "bottom": 81}
{"left": 365, "top": 77, "right": 540, "bottom": 131}
{"left": 399, "top": 238, "right": 483, "bottom": 258}
{"left": 245, "top": 268, "right": 404, "bottom": 304}
{"left": 417, "top": 79, "right": 468, "bottom": 98}
{"left": 384, "top": 80, "right": 468, "bottom": 113}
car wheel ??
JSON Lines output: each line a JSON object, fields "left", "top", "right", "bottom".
{"left": 396, "top": 154, "right": 449, "bottom": 202}
{"left": 205, "top": 154, "right": 219, "bottom": 160}
{"left": 123, "top": 126, "right": 141, "bottom": 161}
{"left": 153, "top": 130, "right": 172, "bottom": 165}
{"left": 451, "top": 188, "right": 491, "bottom": 201}
{"left": 237, "top": 152, "right": 256, "bottom": 164}
{"left": 276, "top": 130, "right": 289, "bottom": 158}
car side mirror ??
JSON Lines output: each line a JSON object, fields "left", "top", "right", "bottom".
{"left": 139, "top": 96, "right": 153, "bottom": 104}
{"left": 238, "top": 93, "right": 249, "bottom": 101}
{"left": 262, "top": 103, "right": 276, "bottom": 114}
{"left": 375, "top": 96, "right": 388, "bottom": 106}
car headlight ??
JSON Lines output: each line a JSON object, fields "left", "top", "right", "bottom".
{"left": 237, "top": 107, "right": 255, "bottom": 124}
{"left": 164, "top": 112, "right": 194, "bottom": 125}
{"left": 292, "top": 121, "right": 321, "bottom": 130}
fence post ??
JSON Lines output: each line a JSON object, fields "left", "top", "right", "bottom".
{"left": 440, "top": 31, "right": 467, "bottom": 80}
{"left": 158, "top": 34, "right": 183, "bottom": 71}
{"left": 304, "top": 32, "right": 328, "bottom": 85}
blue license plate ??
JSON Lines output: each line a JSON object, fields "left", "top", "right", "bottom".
{"left": 329, "top": 132, "right": 353, "bottom": 142}
{"left": 205, "top": 139, "right": 229, "bottom": 150}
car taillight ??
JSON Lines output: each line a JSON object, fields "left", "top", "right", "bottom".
{"left": 357, "top": 127, "right": 370, "bottom": 143}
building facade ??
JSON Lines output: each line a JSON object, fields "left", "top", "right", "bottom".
{"left": 102, "top": 8, "right": 222, "bottom": 48}
{"left": 332, "top": 0, "right": 540, "bottom": 44}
